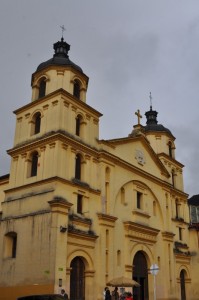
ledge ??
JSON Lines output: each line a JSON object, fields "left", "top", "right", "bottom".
{"left": 132, "top": 209, "right": 150, "bottom": 219}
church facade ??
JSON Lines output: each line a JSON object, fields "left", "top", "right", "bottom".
{"left": 0, "top": 38, "right": 198, "bottom": 300}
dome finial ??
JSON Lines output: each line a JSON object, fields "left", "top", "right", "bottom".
{"left": 53, "top": 27, "right": 70, "bottom": 58}
{"left": 149, "top": 92, "right": 153, "bottom": 111}
{"left": 60, "top": 25, "right": 66, "bottom": 40}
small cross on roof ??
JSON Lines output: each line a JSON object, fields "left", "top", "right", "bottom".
{"left": 135, "top": 109, "right": 142, "bottom": 125}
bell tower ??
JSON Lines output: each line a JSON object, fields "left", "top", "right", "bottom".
{"left": 7, "top": 38, "right": 102, "bottom": 190}
{"left": 1, "top": 37, "right": 101, "bottom": 298}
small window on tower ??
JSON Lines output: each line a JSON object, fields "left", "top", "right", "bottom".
{"left": 175, "top": 200, "right": 179, "bottom": 219}
{"left": 168, "top": 141, "right": 173, "bottom": 158}
{"left": 38, "top": 79, "right": 46, "bottom": 98}
{"left": 76, "top": 115, "right": 82, "bottom": 136}
{"left": 73, "top": 80, "right": 80, "bottom": 99}
{"left": 77, "top": 194, "right": 83, "bottom": 214}
{"left": 75, "top": 154, "right": 82, "bottom": 180}
{"left": 30, "top": 151, "right": 39, "bottom": 177}
{"left": 171, "top": 169, "right": 175, "bottom": 187}
{"left": 34, "top": 112, "right": 41, "bottom": 134}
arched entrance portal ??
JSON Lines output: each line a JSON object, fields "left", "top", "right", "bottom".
{"left": 133, "top": 251, "right": 149, "bottom": 300}
{"left": 180, "top": 270, "right": 186, "bottom": 300}
{"left": 70, "top": 257, "right": 85, "bottom": 300}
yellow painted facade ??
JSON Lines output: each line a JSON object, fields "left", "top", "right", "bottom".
{"left": 0, "top": 38, "right": 199, "bottom": 300}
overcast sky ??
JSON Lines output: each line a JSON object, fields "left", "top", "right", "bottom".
{"left": 0, "top": 0, "right": 199, "bottom": 197}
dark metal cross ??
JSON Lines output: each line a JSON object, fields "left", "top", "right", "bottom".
{"left": 60, "top": 25, "right": 66, "bottom": 38}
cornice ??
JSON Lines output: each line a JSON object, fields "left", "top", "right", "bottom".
{"left": 14, "top": 88, "right": 102, "bottom": 117}
{"left": 32, "top": 65, "right": 89, "bottom": 86}
{"left": 67, "top": 230, "right": 98, "bottom": 242}
{"left": 161, "top": 231, "right": 175, "bottom": 242}
{"left": 97, "top": 213, "right": 118, "bottom": 227}
{"left": 4, "top": 176, "right": 101, "bottom": 195}
{"left": 7, "top": 130, "right": 100, "bottom": 158}
{"left": 99, "top": 150, "right": 188, "bottom": 198}
{"left": 1, "top": 209, "right": 51, "bottom": 221}
{"left": 124, "top": 221, "right": 159, "bottom": 244}
{"left": 174, "top": 252, "right": 191, "bottom": 264}
{"left": 7, "top": 136, "right": 187, "bottom": 199}
{"left": 158, "top": 152, "right": 184, "bottom": 168}
{"left": 48, "top": 196, "right": 73, "bottom": 214}
{"left": 99, "top": 150, "right": 170, "bottom": 187}
{"left": 145, "top": 130, "right": 175, "bottom": 140}
{"left": 4, "top": 188, "right": 54, "bottom": 202}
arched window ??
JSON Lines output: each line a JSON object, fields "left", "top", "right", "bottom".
{"left": 73, "top": 80, "right": 80, "bottom": 99}
{"left": 75, "top": 154, "right": 82, "bottom": 180}
{"left": 38, "top": 79, "right": 46, "bottom": 98}
{"left": 31, "top": 151, "right": 39, "bottom": 177}
{"left": 4, "top": 232, "right": 17, "bottom": 258}
{"left": 76, "top": 115, "right": 82, "bottom": 136}
{"left": 30, "top": 112, "right": 42, "bottom": 136}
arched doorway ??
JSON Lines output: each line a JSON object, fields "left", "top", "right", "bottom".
{"left": 180, "top": 269, "right": 186, "bottom": 300}
{"left": 133, "top": 251, "right": 149, "bottom": 300}
{"left": 70, "top": 257, "right": 85, "bottom": 300}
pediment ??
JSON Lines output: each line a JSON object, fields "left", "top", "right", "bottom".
{"left": 106, "top": 135, "right": 170, "bottom": 178}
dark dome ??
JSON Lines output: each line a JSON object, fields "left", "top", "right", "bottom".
{"left": 143, "top": 107, "right": 174, "bottom": 137}
{"left": 188, "top": 195, "right": 199, "bottom": 206}
{"left": 144, "top": 123, "right": 172, "bottom": 135}
{"left": 36, "top": 38, "right": 83, "bottom": 73}
{"left": 37, "top": 57, "right": 83, "bottom": 73}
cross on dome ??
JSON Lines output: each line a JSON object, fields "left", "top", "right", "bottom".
{"left": 60, "top": 25, "right": 66, "bottom": 38}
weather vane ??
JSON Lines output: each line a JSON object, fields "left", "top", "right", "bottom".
{"left": 60, "top": 25, "right": 66, "bottom": 38}
{"left": 149, "top": 92, "right": 153, "bottom": 109}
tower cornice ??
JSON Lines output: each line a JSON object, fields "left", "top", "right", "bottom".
{"left": 14, "top": 88, "right": 102, "bottom": 118}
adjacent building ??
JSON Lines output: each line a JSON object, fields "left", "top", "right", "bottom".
{"left": 0, "top": 37, "right": 199, "bottom": 300}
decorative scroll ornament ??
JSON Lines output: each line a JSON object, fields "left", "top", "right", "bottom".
{"left": 135, "top": 149, "right": 146, "bottom": 165}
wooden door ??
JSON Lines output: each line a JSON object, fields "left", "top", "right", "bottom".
{"left": 70, "top": 257, "right": 85, "bottom": 300}
{"left": 133, "top": 251, "right": 149, "bottom": 300}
